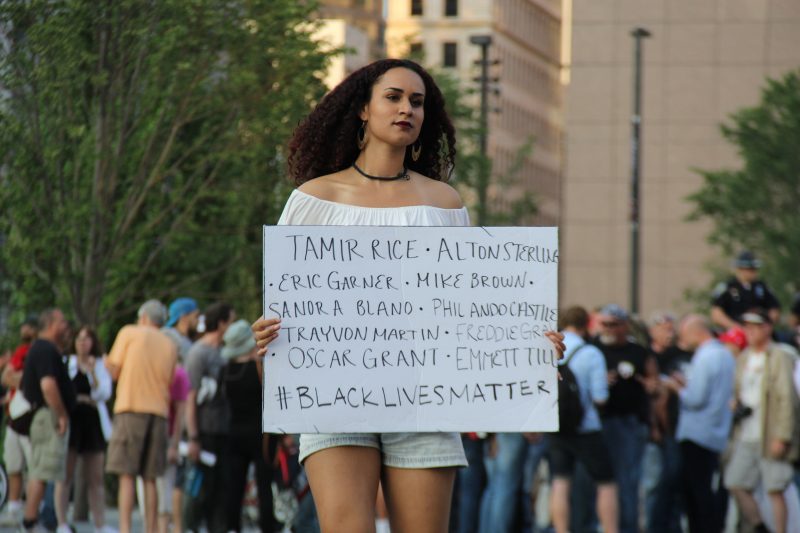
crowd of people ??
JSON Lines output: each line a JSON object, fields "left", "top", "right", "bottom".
{"left": 4, "top": 250, "right": 798, "bottom": 533}
{"left": 0, "top": 298, "right": 277, "bottom": 533}
{"left": 449, "top": 250, "right": 800, "bottom": 533}
{"left": 2, "top": 51, "right": 800, "bottom": 533}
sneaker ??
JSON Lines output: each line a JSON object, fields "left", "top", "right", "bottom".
{"left": 0, "top": 501, "right": 23, "bottom": 526}
{"left": 20, "top": 522, "right": 50, "bottom": 533}
{"left": 94, "top": 526, "right": 118, "bottom": 533}
{"left": 55, "top": 525, "right": 74, "bottom": 533}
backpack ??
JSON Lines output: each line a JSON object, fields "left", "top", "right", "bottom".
{"left": 557, "top": 344, "right": 587, "bottom": 434}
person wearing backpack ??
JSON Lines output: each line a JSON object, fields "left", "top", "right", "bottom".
{"left": 548, "top": 306, "right": 618, "bottom": 533}
{"left": 183, "top": 302, "right": 236, "bottom": 533}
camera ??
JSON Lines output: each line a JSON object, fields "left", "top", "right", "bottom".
{"left": 733, "top": 402, "right": 753, "bottom": 424}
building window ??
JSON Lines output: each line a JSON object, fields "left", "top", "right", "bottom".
{"left": 445, "top": 0, "right": 458, "bottom": 16}
{"left": 409, "top": 42, "right": 424, "bottom": 58}
{"left": 443, "top": 42, "right": 457, "bottom": 67}
{"left": 411, "top": 0, "right": 423, "bottom": 16}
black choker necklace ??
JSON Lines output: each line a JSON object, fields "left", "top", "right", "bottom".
{"left": 353, "top": 162, "right": 410, "bottom": 181}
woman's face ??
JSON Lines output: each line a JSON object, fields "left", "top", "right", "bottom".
{"left": 75, "top": 328, "right": 93, "bottom": 356}
{"left": 360, "top": 67, "right": 426, "bottom": 149}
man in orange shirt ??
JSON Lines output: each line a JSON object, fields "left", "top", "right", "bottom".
{"left": 106, "top": 300, "right": 177, "bottom": 533}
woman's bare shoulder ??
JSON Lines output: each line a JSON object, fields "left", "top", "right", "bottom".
{"left": 414, "top": 173, "right": 465, "bottom": 209}
{"left": 296, "top": 171, "right": 349, "bottom": 202}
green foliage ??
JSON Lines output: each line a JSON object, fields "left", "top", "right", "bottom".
{"left": 0, "top": 0, "right": 335, "bottom": 343}
{"left": 687, "top": 69, "right": 800, "bottom": 306}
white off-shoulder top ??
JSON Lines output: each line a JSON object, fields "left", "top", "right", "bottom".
{"left": 277, "top": 189, "right": 471, "bottom": 227}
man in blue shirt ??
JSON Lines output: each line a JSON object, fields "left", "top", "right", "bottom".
{"left": 665, "top": 314, "right": 735, "bottom": 533}
{"left": 549, "top": 306, "right": 618, "bottom": 533}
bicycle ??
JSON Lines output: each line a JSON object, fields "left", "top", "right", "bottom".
{"left": 0, "top": 462, "right": 8, "bottom": 512}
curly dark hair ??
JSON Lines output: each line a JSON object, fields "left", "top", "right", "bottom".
{"left": 288, "top": 59, "right": 456, "bottom": 185}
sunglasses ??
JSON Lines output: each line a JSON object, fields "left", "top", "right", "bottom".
{"left": 601, "top": 321, "right": 623, "bottom": 327}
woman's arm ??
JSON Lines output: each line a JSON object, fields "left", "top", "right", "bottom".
{"left": 90, "top": 356, "right": 113, "bottom": 403}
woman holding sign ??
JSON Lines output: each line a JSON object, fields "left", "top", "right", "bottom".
{"left": 253, "top": 59, "right": 565, "bottom": 533}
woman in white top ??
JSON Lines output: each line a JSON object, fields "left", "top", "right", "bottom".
{"left": 54, "top": 326, "right": 114, "bottom": 533}
{"left": 253, "top": 59, "right": 565, "bottom": 533}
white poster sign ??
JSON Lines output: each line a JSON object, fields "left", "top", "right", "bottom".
{"left": 262, "top": 225, "right": 559, "bottom": 433}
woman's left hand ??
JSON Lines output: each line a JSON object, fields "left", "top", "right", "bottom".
{"left": 252, "top": 316, "right": 282, "bottom": 356}
{"left": 544, "top": 330, "right": 566, "bottom": 360}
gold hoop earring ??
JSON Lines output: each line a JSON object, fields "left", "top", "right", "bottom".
{"left": 357, "top": 121, "right": 367, "bottom": 150}
{"left": 411, "top": 141, "right": 422, "bottom": 162}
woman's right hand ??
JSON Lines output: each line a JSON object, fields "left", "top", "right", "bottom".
{"left": 252, "top": 316, "right": 281, "bottom": 356}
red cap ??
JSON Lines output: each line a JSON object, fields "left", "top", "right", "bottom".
{"left": 719, "top": 327, "right": 747, "bottom": 351}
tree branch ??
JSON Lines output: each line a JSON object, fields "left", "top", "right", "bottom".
{"left": 106, "top": 154, "right": 227, "bottom": 311}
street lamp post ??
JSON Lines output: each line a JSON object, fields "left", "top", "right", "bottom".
{"left": 470, "top": 34, "right": 493, "bottom": 226}
{"left": 469, "top": 35, "right": 492, "bottom": 157}
{"left": 630, "top": 27, "right": 650, "bottom": 316}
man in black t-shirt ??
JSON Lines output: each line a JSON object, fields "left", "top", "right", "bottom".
{"left": 595, "top": 304, "right": 653, "bottom": 533}
{"left": 711, "top": 251, "right": 780, "bottom": 329}
{"left": 20, "top": 308, "right": 76, "bottom": 532}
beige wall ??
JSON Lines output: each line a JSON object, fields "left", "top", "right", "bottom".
{"left": 314, "top": 20, "right": 371, "bottom": 89}
{"left": 319, "top": 0, "right": 385, "bottom": 60}
{"left": 386, "top": 0, "right": 565, "bottom": 226}
{"left": 561, "top": 0, "right": 800, "bottom": 316}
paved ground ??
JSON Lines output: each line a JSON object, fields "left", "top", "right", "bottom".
{"left": 0, "top": 505, "right": 270, "bottom": 532}
{"left": 44, "top": 507, "right": 142, "bottom": 533}
{"left": 68, "top": 508, "right": 266, "bottom": 532}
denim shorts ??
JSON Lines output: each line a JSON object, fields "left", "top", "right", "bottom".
{"left": 299, "top": 432, "right": 467, "bottom": 469}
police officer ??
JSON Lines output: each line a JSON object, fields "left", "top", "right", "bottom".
{"left": 710, "top": 251, "right": 780, "bottom": 329}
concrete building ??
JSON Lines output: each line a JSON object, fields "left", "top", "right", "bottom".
{"left": 561, "top": 0, "right": 800, "bottom": 316}
{"left": 316, "top": 0, "right": 385, "bottom": 87}
{"left": 314, "top": 19, "right": 371, "bottom": 89}
{"left": 385, "top": 0, "right": 566, "bottom": 225}
{"left": 319, "top": 0, "right": 385, "bottom": 58}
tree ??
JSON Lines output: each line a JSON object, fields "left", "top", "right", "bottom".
{"left": 0, "top": 0, "right": 336, "bottom": 340}
{"left": 688, "top": 69, "right": 800, "bottom": 305}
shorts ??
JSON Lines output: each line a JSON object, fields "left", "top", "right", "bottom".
{"left": 3, "top": 425, "right": 32, "bottom": 474}
{"left": 548, "top": 431, "right": 615, "bottom": 483}
{"left": 106, "top": 412, "right": 168, "bottom": 479}
{"left": 69, "top": 405, "right": 106, "bottom": 454}
{"left": 157, "top": 464, "right": 178, "bottom": 513}
{"left": 299, "top": 432, "right": 467, "bottom": 468}
{"left": 724, "top": 440, "right": 795, "bottom": 492}
{"left": 29, "top": 408, "right": 70, "bottom": 482}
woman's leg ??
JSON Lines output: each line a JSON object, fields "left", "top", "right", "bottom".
{"left": 381, "top": 466, "right": 457, "bottom": 533}
{"left": 84, "top": 452, "right": 107, "bottom": 528}
{"left": 304, "top": 446, "right": 382, "bottom": 533}
{"left": 55, "top": 449, "right": 78, "bottom": 526}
